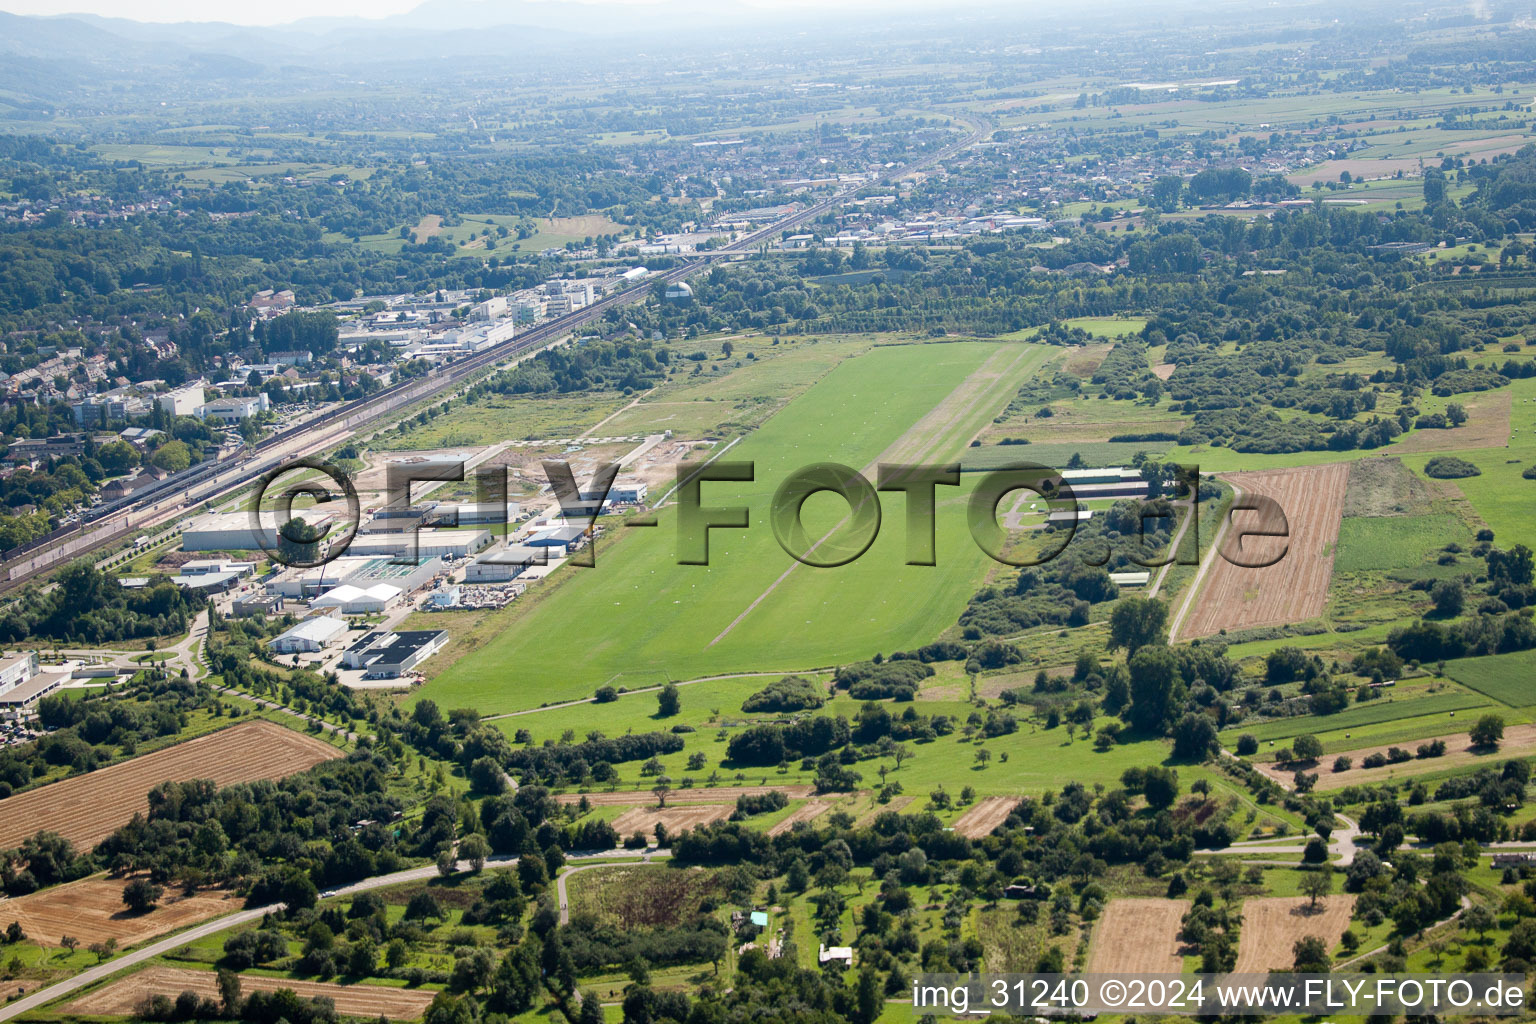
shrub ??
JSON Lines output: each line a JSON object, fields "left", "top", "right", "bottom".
{"left": 1424, "top": 456, "right": 1481, "bottom": 479}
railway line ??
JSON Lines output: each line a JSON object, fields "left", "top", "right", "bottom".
{"left": 0, "top": 116, "right": 990, "bottom": 595}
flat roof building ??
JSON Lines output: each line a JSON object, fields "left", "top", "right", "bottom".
{"left": 343, "top": 529, "right": 492, "bottom": 561}
{"left": 342, "top": 630, "right": 448, "bottom": 678}
{"left": 311, "top": 583, "right": 403, "bottom": 615}
{"left": 182, "top": 509, "right": 335, "bottom": 553}
{"left": 465, "top": 545, "right": 548, "bottom": 582}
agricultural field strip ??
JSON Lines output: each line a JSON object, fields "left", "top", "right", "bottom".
{"left": 1086, "top": 898, "right": 1188, "bottom": 975}
{"left": 0, "top": 721, "right": 340, "bottom": 851}
{"left": 65, "top": 966, "right": 434, "bottom": 1019}
{"left": 1253, "top": 723, "right": 1536, "bottom": 792}
{"left": 1221, "top": 692, "right": 1491, "bottom": 743}
{"left": 952, "top": 795, "right": 1017, "bottom": 838}
{"left": 1179, "top": 464, "right": 1350, "bottom": 639}
{"left": 707, "top": 344, "right": 1047, "bottom": 646}
{"left": 0, "top": 874, "right": 241, "bottom": 947}
{"left": 1232, "top": 897, "right": 1356, "bottom": 973}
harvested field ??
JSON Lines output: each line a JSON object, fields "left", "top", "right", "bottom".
{"left": 1233, "top": 896, "right": 1355, "bottom": 972}
{"left": 0, "top": 874, "right": 238, "bottom": 947}
{"left": 1256, "top": 723, "right": 1536, "bottom": 792}
{"left": 767, "top": 800, "right": 830, "bottom": 836}
{"left": 1343, "top": 457, "right": 1434, "bottom": 518}
{"left": 66, "top": 967, "right": 435, "bottom": 1019}
{"left": 0, "top": 721, "right": 340, "bottom": 851}
{"left": 1152, "top": 362, "right": 1177, "bottom": 380}
{"left": 612, "top": 804, "right": 733, "bottom": 838}
{"left": 953, "top": 796, "right": 1018, "bottom": 838}
{"left": 558, "top": 785, "right": 812, "bottom": 807}
{"left": 1179, "top": 463, "right": 1349, "bottom": 639}
{"left": 1065, "top": 344, "right": 1111, "bottom": 378}
{"left": 1392, "top": 390, "right": 1510, "bottom": 452}
{"left": 1087, "top": 899, "right": 1189, "bottom": 974}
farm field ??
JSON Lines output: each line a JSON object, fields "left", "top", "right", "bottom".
{"left": 0, "top": 721, "right": 340, "bottom": 851}
{"left": 65, "top": 967, "right": 435, "bottom": 1019}
{"left": 555, "top": 785, "right": 814, "bottom": 806}
{"left": 1253, "top": 724, "right": 1536, "bottom": 791}
{"left": 1177, "top": 463, "right": 1350, "bottom": 639}
{"left": 1232, "top": 897, "right": 1356, "bottom": 973}
{"left": 611, "top": 804, "right": 734, "bottom": 837}
{"left": 1333, "top": 513, "right": 1470, "bottom": 572}
{"left": 1085, "top": 899, "right": 1188, "bottom": 974}
{"left": 1444, "top": 649, "right": 1536, "bottom": 706}
{"left": 415, "top": 341, "right": 1055, "bottom": 714}
{"left": 767, "top": 799, "right": 830, "bottom": 836}
{"left": 0, "top": 874, "right": 239, "bottom": 947}
{"left": 951, "top": 796, "right": 1018, "bottom": 838}
{"left": 1222, "top": 690, "right": 1492, "bottom": 746}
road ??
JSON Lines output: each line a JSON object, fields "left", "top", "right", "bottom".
{"left": 1197, "top": 813, "right": 1362, "bottom": 866}
{"left": 0, "top": 114, "right": 990, "bottom": 597}
{"left": 557, "top": 848, "right": 670, "bottom": 925}
{"left": 1167, "top": 480, "right": 1241, "bottom": 641}
{"left": 0, "top": 848, "right": 662, "bottom": 1022}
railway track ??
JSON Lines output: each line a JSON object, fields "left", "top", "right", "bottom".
{"left": 0, "top": 115, "right": 991, "bottom": 595}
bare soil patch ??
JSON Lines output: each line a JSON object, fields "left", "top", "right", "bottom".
{"left": 0, "top": 874, "right": 238, "bottom": 948}
{"left": 1152, "top": 362, "right": 1177, "bottom": 381}
{"left": 1233, "top": 896, "right": 1355, "bottom": 972}
{"left": 1180, "top": 463, "right": 1349, "bottom": 639}
{"left": 0, "top": 721, "right": 340, "bottom": 851}
{"left": 559, "top": 785, "right": 812, "bottom": 807}
{"left": 1087, "top": 898, "right": 1189, "bottom": 974}
{"left": 953, "top": 796, "right": 1019, "bottom": 838}
{"left": 67, "top": 967, "right": 434, "bottom": 1019}
{"left": 1392, "top": 390, "right": 1511, "bottom": 452}
{"left": 767, "top": 800, "right": 830, "bottom": 836}
{"left": 1256, "top": 723, "right": 1536, "bottom": 792}
{"left": 612, "top": 804, "right": 733, "bottom": 838}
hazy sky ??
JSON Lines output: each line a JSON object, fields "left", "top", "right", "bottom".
{"left": 1, "top": 0, "right": 882, "bottom": 25}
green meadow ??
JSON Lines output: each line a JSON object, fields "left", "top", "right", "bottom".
{"left": 414, "top": 340, "right": 1055, "bottom": 714}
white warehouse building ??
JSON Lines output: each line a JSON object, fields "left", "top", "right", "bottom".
{"left": 269, "top": 616, "right": 347, "bottom": 654}
{"left": 310, "top": 583, "right": 403, "bottom": 615}
{"left": 182, "top": 510, "right": 336, "bottom": 552}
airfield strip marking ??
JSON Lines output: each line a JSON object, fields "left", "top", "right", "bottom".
{"left": 705, "top": 345, "right": 1041, "bottom": 647}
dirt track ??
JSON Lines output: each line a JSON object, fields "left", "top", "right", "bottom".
{"left": 66, "top": 966, "right": 434, "bottom": 1019}
{"left": 953, "top": 796, "right": 1018, "bottom": 838}
{"left": 1233, "top": 896, "right": 1355, "bottom": 972}
{"left": 1256, "top": 724, "right": 1536, "bottom": 792}
{"left": 1181, "top": 463, "right": 1349, "bottom": 638}
{"left": 557, "top": 785, "right": 813, "bottom": 806}
{"left": 0, "top": 721, "right": 340, "bottom": 851}
{"left": 0, "top": 874, "right": 238, "bottom": 948}
{"left": 1087, "top": 898, "right": 1189, "bottom": 974}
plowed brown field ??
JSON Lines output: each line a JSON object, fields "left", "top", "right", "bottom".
{"left": 0, "top": 874, "right": 238, "bottom": 947}
{"left": 1087, "top": 898, "right": 1189, "bottom": 974}
{"left": 1233, "top": 896, "right": 1355, "bottom": 972}
{"left": 1180, "top": 464, "right": 1349, "bottom": 639}
{"left": 611, "top": 804, "right": 733, "bottom": 838}
{"left": 0, "top": 721, "right": 340, "bottom": 851}
{"left": 66, "top": 967, "right": 434, "bottom": 1019}
{"left": 953, "top": 796, "right": 1018, "bottom": 838}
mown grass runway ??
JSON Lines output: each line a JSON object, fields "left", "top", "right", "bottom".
{"left": 414, "top": 340, "right": 1056, "bottom": 714}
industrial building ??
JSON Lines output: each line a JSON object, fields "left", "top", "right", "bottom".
{"left": 440, "top": 502, "right": 522, "bottom": 525}
{"left": 232, "top": 594, "right": 285, "bottom": 617}
{"left": 526, "top": 525, "right": 586, "bottom": 553}
{"left": 182, "top": 509, "right": 336, "bottom": 552}
{"left": 344, "top": 529, "right": 492, "bottom": 560}
{"left": 269, "top": 616, "right": 348, "bottom": 653}
{"left": 157, "top": 385, "right": 205, "bottom": 417}
{"left": 199, "top": 394, "right": 271, "bottom": 423}
{"left": 170, "top": 558, "right": 255, "bottom": 593}
{"left": 311, "top": 583, "right": 403, "bottom": 615}
{"left": 342, "top": 629, "right": 448, "bottom": 678}
{"left": 465, "top": 545, "right": 547, "bottom": 582}
{"left": 269, "top": 555, "right": 443, "bottom": 600}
